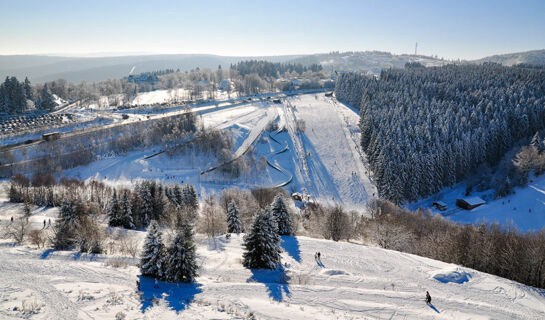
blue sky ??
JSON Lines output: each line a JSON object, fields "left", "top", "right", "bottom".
{"left": 0, "top": 0, "right": 544, "bottom": 59}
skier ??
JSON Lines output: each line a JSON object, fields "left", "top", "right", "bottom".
{"left": 48, "top": 218, "right": 51, "bottom": 227}
{"left": 425, "top": 291, "right": 431, "bottom": 304}
{"left": 317, "top": 252, "right": 321, "bottom": 263}
{"left": 43, "top": 220, "right": 46, "bottom": 229}
{"left": 10, "top": 216, "right": 13, "bottom": 223}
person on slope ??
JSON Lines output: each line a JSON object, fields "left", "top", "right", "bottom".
{"left": 425, "top": 291, "right": 431, "bottom": 304}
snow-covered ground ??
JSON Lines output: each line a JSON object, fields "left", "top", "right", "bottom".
{"left": 1, "top": 197, "right": 545, "bottom": 319}
{"left": 58, "top": 93, "right": 375, "bottom": 210}
{"left": 409, "top": 174, "right": 545, "bottom": 232}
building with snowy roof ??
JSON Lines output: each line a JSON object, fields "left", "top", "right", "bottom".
{"left": 456, "top": 197, "right": 485, "bottom": 210}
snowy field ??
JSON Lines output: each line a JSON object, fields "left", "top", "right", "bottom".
{"left": 60, "top": 94, "right": 375, "bottom": 210}
{"left": 1, "top": 198, "right": 545, "bottom": 319}
{"left": 409, "top": 174, "right": 545, "bottom": 232}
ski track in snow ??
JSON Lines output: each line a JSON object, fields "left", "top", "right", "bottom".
{"left": 1, "top": 231, "right": 545, "bottom": 319}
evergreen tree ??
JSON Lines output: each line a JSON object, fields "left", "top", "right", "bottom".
{"left": 165, "top": 219, "right": 198, "bottom": 282}
{"left": 270, "top": 195, "right": 293, "bottom": 235}
{"left": 53, "top": 199, "right": 77, "bottom": 249}
{"left": 140, "top": 220, "right": 166, "bottom": 278}
{"left": 242, "top": 208, "right": 281, "bottom": 269}
{"left": 107, "top": 189, "right": 121, "bottom": 227}
{"left": 173, "top": 184, "right": 183, "bottom": 207}
{"left": 182, "top": 184, "right": 198, "bottom": 211}
{"left": 226, "top": 200, "right": 243, "bottom": 234}
{"left": 23, "top": 77, "right": 33, "bottom": 100}
{"left": 531, "top": 132, "right": 541, "bottom": 149}
{"left": 139, "top": 185, "right": 153, "bottom": 227}
{"left": 39, "top": 84, "right": 56, "bottom": 111}
{"left": 119, "top": 192, "right": 135, "bottom": 229}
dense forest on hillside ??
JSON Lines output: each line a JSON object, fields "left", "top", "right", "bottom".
{"left": 335, "top": 63, "right": 545, "bottom": 203}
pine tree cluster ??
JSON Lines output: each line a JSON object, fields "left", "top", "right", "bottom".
{"left": 0, "top": 76, "right": 56, "bottom": 114}
{"left": 140, "top": 220, "right": 198, "bottom": 282}
{"left": 335, "top": 63, "right": 545, "bottom": 203}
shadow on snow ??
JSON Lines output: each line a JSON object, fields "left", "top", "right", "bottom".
{"left": 138, "top": 276, "right": 202, "bottom": 313}
{"left": 40, "top": 249, "right": 54, "bottom": 259}
{"left": 280, "top": 236, "right": 301, "bottom": 263}
{"left": 247, "top": 266, "right": 291, "bottom": 302}
{"left": 428, "top": 303, "right": 440, "bottom": 313}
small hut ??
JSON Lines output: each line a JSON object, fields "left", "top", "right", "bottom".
{"left": 456, "top": 197, "right": 485, "bottom": 210}
{"left": 432, "top": 201, "right": 448, "bottom": 211}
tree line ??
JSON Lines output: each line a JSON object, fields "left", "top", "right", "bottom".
{"left": 335, "top": 63, "right": 545, "bottom": 203}
{"left": 0, "top": 76, "right": 57, "bottom": 114}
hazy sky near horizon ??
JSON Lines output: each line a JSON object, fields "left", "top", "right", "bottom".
{"left": 1, "top": 0, "right": 544, "bottom": 59}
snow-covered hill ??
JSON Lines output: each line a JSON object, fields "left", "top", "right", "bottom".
{"left": 1, "top": 225, "right": 544, "bottom": 319}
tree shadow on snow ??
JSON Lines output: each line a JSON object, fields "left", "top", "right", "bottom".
{"left": 428, "top": 303, "right": 440, "bottom": 313}
{"left": 138, "top": 275, "right": 202, "bottom": 313}
{"left": 247, "top": 266, "right": 291, "bottom": 302}
{"left": 280, "top": 236, "right": 301, "bottom": 262}
{"left": 40, "top": 249, "right": 54, "bottom": 259}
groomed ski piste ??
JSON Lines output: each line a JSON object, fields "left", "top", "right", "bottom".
{"left": 1, "top": 196, "right": 545, "bottom": 319}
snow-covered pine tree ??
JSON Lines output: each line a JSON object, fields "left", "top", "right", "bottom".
{"left": 53, "top": 199, "right": 77, "bottom": 249}
{"left": 139, "top": 185, "right": 153, "bottom": 227}
{"left": 151, "top": 182, "right": 164, "bottom": 222}
{"left": 242, "top": 208, "right": 281, "bottom": 269}
{"left": 140, "top": 220, "right": 166, "bottom": 278}
{"left": 531, "top": 132, "right": 541, "bottom": 149}
{"left": 165, "top": 219, "right": 198, "bottom": 282}
{"left": 59, "top": 198, "right": 76, "bottom": 224}
{"left": 270, "top": 195, "right": 293, "bottom": 235}
{"left": 226, "top": 200, "right": 243, "bottom": 234}
{"left": 107, "top": 189, "right": 121, "bottom": 227}
{"left": 119, "top": 192, "right": 135, "bottom": 229}
{"left": 182, "top": 184, "right": 198, "bottom": 211}
{"left": 173, "top": 184, "right": 183, "bottom": 207}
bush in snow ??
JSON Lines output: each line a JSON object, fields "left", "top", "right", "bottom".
{"left": 198, "top": 196, "right": 226, "bottom": 238}
{"left": 226, "top": 200, "right": 243, "bottom": 234}
{"left": 270, "top": 195, "right": 293, "bottom": 235}
{"left": 140, "top": 220, "right": 166, "bottom": 279}
{"left": 243, "top": 208, "right": 281, "bottom": 270}
{"left": 323, "top": 205, "right": 351, "bottom": 242}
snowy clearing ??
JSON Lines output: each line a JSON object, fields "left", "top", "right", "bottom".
{"left": 409, "top": 173, "right": 545, "bottom": 232}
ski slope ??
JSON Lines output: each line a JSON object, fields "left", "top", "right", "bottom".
{"left": 58, "top": 93, "right": 376, "bottom": 210}
{"left": 287, "top": 95, "right": 376, "bottom": 209}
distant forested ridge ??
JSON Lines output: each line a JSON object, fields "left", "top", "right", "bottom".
{"left": 230, "top": 60, "right": 322, "bottom": 77}
{"left": 335, "top": 63, "right": 545, "bottom": 203}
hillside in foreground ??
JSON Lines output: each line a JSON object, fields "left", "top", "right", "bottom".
{"left": 1, "top": 196, "right": 545, "bottom": 319}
